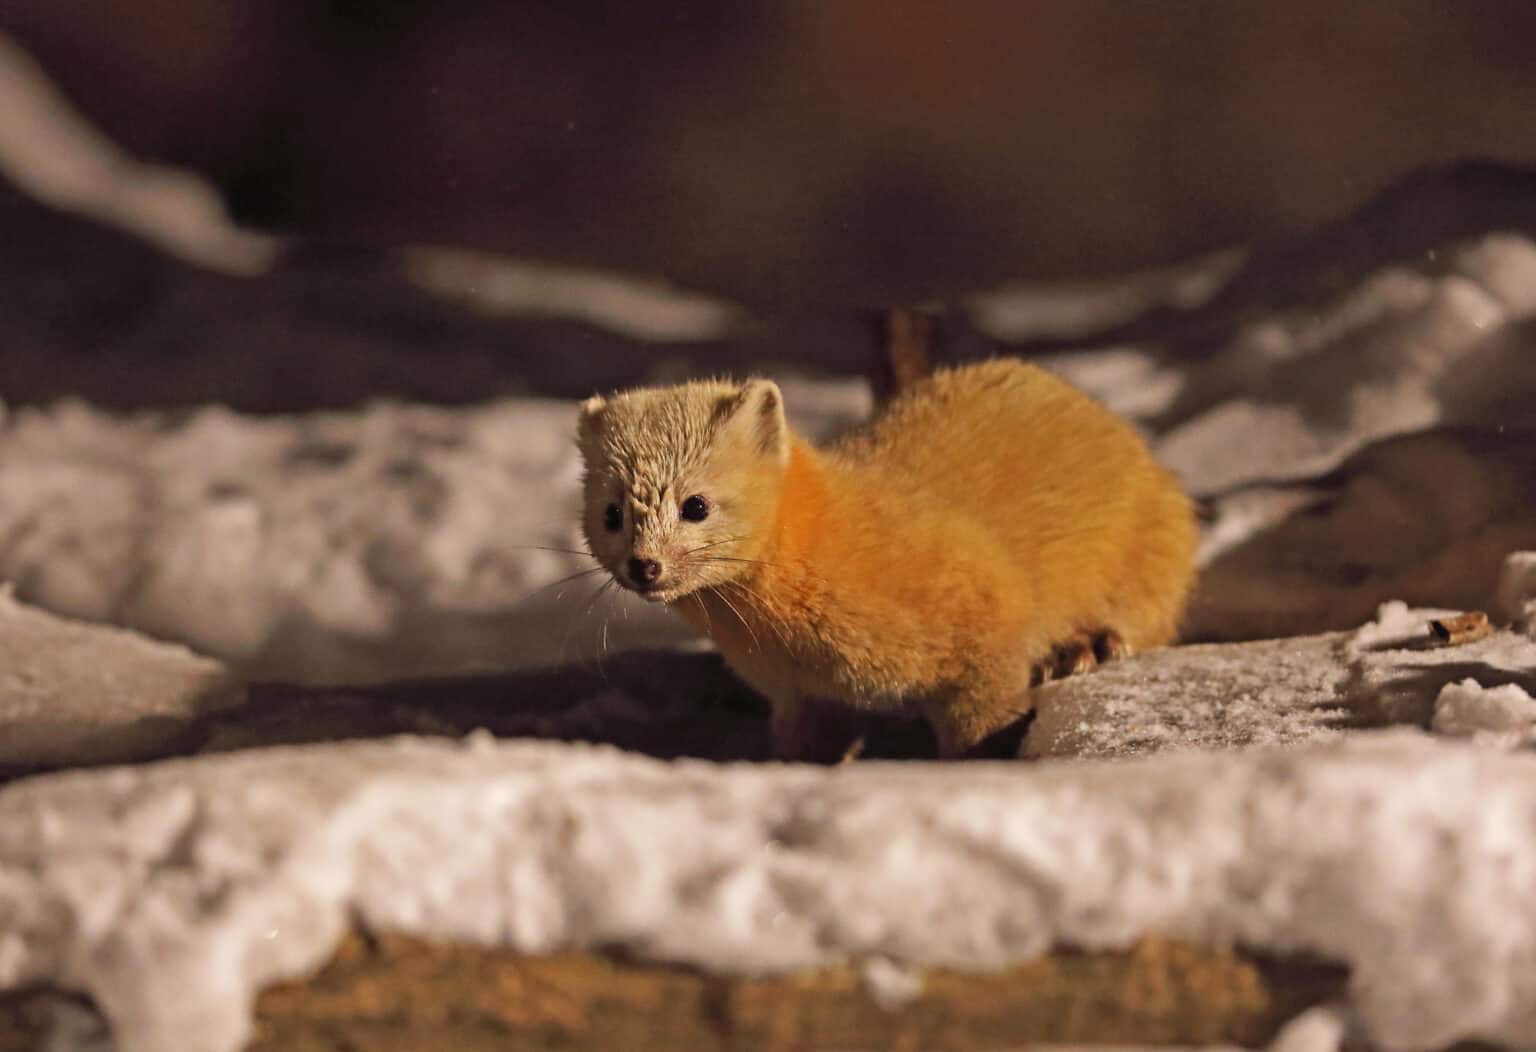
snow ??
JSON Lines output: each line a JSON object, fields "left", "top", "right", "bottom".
{"left": 1187, "top": 430, "right": 1536, "bottom": 642}
{"left": 1499, "top": 551, "right": 1536, "bottom": 632}
{"left": 6, "top": 31, "right": 1536, "bottom": 1052}
{"left": 1348, "top": 600, "right": 1536, "bottom": 727}
{"left": 1433, "top": 680, "right": 1536, "bottom": 746}
{"left": 966, "top": 247, "right": 1246, "bottom": 342}
{"left": 2, "top": 731, "right": 1536, "bottom": 1052}
{"left": 399, "top": 246, "right": 743, "bottom": 341}
{"left": 0, "top": 384, "right": 869, "bottom": 684}
{"left": 0, "top": 31, "right": 277, "bottom": 275}
{"left": 1029, "top": 601, "right": 1536, "bottom": 759}
{"left": 1150, "top": 233, "right": 1536, "bottom": 496}
{"left": 0, "top": 589, "right": 241, "bottom": 772}
{"left": 1025, "top": 633, "right": 1350, "bottom": 759}
{"left": 1264, "top": 1005, "right": 1350, "bottom": 1052}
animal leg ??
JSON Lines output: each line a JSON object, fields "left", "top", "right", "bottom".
{"left": 768, "top": 697, "right": 812, "bottom": 762}
{"left": 1031, "top": 633, "right": 1096, "bottom": 685}
{"left": 1093, "top": 629, "right": 1131, "bottom": 663}
{"left": 924, "top": 687, "right": 1032, "bottom": 760}
{"left": 769, "top": 697, "right": 864, "bottom": 764}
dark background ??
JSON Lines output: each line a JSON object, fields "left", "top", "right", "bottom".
{"left": 5, "top": 1, "right": 1536, "bottom": 306}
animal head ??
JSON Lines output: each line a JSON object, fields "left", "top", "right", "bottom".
{"left": 576, "top": 377, "right": 790, "bottom": 602}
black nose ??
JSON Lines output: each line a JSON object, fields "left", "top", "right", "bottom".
{"left": 627, "top": 557, "right": 662, "bottom": 586}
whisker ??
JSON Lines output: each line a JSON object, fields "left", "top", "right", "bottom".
{"left": 507, "top": 544, "right": 599, "bottom": 559}
{"left": 681, "top": 534, "right": 750, "bottom": 557}
{"left": 562, "top": 575, "right": 619, "bottom": 667}
{"left": 697, "top": 555, "right": 778, "bottom": 569}
{"left": 711, "top": 585, "right": 762, "bottom": 654}
{"left": 516, "top": 565, "right": 609, "bottom": 605}
{"left": 596, "top": 579, "right": 617, "bottom": 683}
{"left": 721, "top": 579, "right": 793, "bottom": 650}
{"left": 689, "top": 591, "right": 713, "bottom": 635}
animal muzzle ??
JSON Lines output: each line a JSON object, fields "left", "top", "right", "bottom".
{"left": 626, "top": 556, "right": 663, "bottom": 589}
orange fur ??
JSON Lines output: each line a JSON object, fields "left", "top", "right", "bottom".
{"left": 577, "top": 359, "right": 1197, "bottom": 759}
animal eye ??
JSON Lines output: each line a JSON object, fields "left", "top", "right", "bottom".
{"left": 680, "top": 495, "right": 710, "bottom": 522}
{"left": 603, "top": 503, "right": 622, "bottom": 532}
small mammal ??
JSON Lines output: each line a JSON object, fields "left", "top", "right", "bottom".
{"left": 576, "top": 359, "right": 1197, "bottom": 760}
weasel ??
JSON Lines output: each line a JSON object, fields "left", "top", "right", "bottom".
{"left": 576, "top": 359, "right": 1197, "bottom": 760}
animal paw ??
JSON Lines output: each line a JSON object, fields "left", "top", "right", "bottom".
{"left": 1093, "top": 628, "right": 1131, "bottom": 663}
{"left": 1033, "top": 629, "right": 1130, "bottom": 685}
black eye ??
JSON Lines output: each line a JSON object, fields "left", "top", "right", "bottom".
{"left": 603, "top": 503, "right": 622, "bottom": 532}
{"left": 680, "top": 494, "right": 710, "bottom": 522}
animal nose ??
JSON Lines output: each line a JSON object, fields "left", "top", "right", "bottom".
{"left": 627, "top": 557, "right": 662, "bottom": 586}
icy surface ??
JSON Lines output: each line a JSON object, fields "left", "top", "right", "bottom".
{"left": 2, "top": 732, "right": 1536, "bottom": 1052}
{"left": 1030, "top": 601, "right": 1536, "bottom": 759}
{"left": 1025, "top": 633, "right": 1350, "bottom": 759}
{"left": 0, "top": 590, "right": 241, "bottom": 771}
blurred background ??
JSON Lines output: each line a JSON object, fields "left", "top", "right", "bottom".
{"left": 5, "top": 0, "right": 1536, "bottom": 308}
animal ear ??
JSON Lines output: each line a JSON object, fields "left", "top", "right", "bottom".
{"left": 577, "top": 395, "right": 606, "bottom": 440}
{"left": 719, "top": 379, "right": 788, "bottom": 463}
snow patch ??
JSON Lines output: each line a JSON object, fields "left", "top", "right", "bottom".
{"left": 0, "top": 31, "right": 278, "bottom": 275}
{"left": 1433, "top": 679, "right": 1536, "bottom": 746}
{"left": 4, "top": 734, "right": 1536, "bottom": 1052}
{"left": 1348, "top": 599, "right": 1434, "bottom": 652}
{"left": 1498, "top": 550, "right": 1536, "bottom": 633}
{"left": 1155, "top": 233, "right": 1536, "bottom": 496}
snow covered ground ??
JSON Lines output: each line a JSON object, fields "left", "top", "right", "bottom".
{"left": 6, "top": 32, "right": 1536, "bottom": 1052}
{"left": 7, "top": 730, "right": 1536, "bottom": 1052}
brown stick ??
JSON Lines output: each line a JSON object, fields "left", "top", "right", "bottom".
{"left": 871, "top": 307, "right": 935, "bottom": 408}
